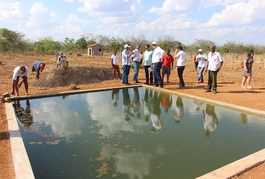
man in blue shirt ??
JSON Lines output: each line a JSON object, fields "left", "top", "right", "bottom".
{"left": 122, "top": 44, "right": 133, "bottom": 85}
{"left": 32, "top": 60, "right": 45, "bottom": 79}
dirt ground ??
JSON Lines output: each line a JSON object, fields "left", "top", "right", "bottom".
{"left": 1, "top": 53, "right": 265, "bottom": 179}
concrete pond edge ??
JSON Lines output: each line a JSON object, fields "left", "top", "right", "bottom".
{"left": 6, "top": 85, "right": 265, "bottom": 179}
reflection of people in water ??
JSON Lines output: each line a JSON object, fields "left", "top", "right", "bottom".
{"left": 13, "top": 99, "right": 33, "bottom": 128}
{"left": 203, "top": 104, "right": 219, "bottom": 137}
{"left": 131, "top": 88, "right": 141, "bottom": 118}
{"left": 172, "top": 96, "right": 184, "bottom": 123}
{"left": 150, "top": 91, "right": 162, "bottom": 132}
{"left": 193, "top": 100, "right": 203, "bottom": 111}
{"left": 239, "top": 113, "right": 248, "bottom": 124}
{"left": 142, "top": 88, "right": 153, "bottom": 122}
{"left": 122, "top": 88, "right": 133, "bottom": 121}
{"left": 161, "top": 92, "right": 172, "bottom": 113}
{"left": 112, "top": 88, "right": 120, "bottom": 107}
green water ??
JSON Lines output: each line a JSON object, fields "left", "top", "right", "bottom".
{"left": 13, "top": 87, "right": 265, "bottom": 179}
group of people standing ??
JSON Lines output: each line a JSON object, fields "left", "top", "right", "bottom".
{"left": 111, "top": 42, "right": 237, "bottom": 94}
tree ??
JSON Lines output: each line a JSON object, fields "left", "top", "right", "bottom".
{"left": 75, "top": 37, "right": 87, "bottom": 51}
{"left": 0, "top": 28, "right": 25, "bottom": 54}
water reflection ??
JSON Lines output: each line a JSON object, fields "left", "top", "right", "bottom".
{"left": 87, "top": 88, "right": 148, "bottom": 136}
{"left": 122, "top": 88, "right": 133, "bottom": 121}
{"left": 112, "top": 89, "right": 120, "bottom": 107}
{"left": 240, "top": 113, "right": 248, "bottom": 124}
{"left": 151, "top": 91, "right": 162, "bottom": 132}
{"left": 161, "top": 93, "right": 172, "bottom": 113}
{"left": 172, "top": 96, "right": 184, "bottom": 123}
{"left": 32, "top": 99, "right": 84, "bottom": 141}
{"left": 203, "top": 104, "right": 219, "bottom": 137}
{"left": 13, "top": 99, "right": 33, "bottom": 128}
{"left": 142, "top": 88, "right": 153, "bottom": 122}
{"left": 132, "top": 88, "right": 141, "bottom": 118}
{"left": 100, "top": 145, "right": 152, "bottom": 179}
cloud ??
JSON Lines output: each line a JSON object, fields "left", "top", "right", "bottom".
{"left": 25, "top": 2, "right": 50, "bottom": 28}
{"left": 149, "top": 0, "right": 198, "bottom": 14}
{"left": 77, "top": 0, "right": 144, "bottom": 24}
{"left": 32, "top": 99, "right": 84, "bottom": 141}
{"left": 0, "top": 2, "right": 28, "bottom": 21}
{"left": 206, "top": 0, "right": 265, "bottom": 26}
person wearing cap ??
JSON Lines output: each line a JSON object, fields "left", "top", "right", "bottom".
{"left": 151, "top": 41, "right": 164, "bottom": 88}
{"left": 57, "top": 52, "right": 68, "bottom": 68}
{"left": 174, "top": 45, "right": 187, "bottom": 87}
{"left": 205, "top": 45, "right": 223, "bottom": 94}
{"left": 131, "top": 45, "right": 142, "bottom": 83}
{"left": 32, "top": 60, "right": 45, "bottom": 80}
{"left": 196, "top": 49, "right": 207, "bottom": 83}
{"left": 11, "top": 66, "right": 29, "bottom": 96}
{"left": 121, "top": 44, "right": 133, "bottom": 85}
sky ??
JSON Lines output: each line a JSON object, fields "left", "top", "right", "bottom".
{"left": 1, "top": 0, "right": 265, "bottom": 45}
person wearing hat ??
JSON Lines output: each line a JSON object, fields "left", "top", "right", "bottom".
{"left": 121, "top": 44, "right": 133, "bottom": 85}
{"left": 57, "top": 52, "right": 68, "bottom": 68}
{"left": 196, "top": 49, "right": 207, "bottom": 83}
{"left": 11, "top": 66, "right": 29, "bottom": 96}
{"left": 131, "top": 45, "right": 141, "bottom": 83}
{"left": 151, "top": 41, "right": 164, "bottom": 88}
{"left": 32, "top": 60, "right": 45, "bottom": 80}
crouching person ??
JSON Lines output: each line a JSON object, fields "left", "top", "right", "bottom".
{"left": 32, "top": 60, "right": 45, "bottom": 79}
{"left": 11, "top": 66, "right": 29, "bottom": 96}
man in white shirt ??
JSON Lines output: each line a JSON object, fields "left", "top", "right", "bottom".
{"left": 131, "top": 45, "right": 141, "bottom": 83}
{"left": 174, "top": 45, "right": 186, "bottom": 87}
{"left": 11, "top": 66, "right": 29, "bottom": 96}
{"left": 205, "top": 45, "right": 223, "bottom": 94}
{"left": 151, "top": 41, "right": 164, "bottom": 88}
{"left": 196, "top": 49, "right": 207, "bottom": 83}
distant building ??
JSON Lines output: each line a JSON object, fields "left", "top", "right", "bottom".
{"left": 88, "top": 44, "right": 104, "bottom": 56}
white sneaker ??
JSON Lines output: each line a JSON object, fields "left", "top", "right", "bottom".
{"left": 247, "top": 86, "right": 252, "bottom": 89}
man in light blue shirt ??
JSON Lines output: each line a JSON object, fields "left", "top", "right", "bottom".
{"left": 131, "top": 45, "right": 141, "bottom": 83}
{"left": 122, "top": 44, "right": 133, "bottom": 85}
{"left": 143, "top": 44, "right": 153, "bottom": 84}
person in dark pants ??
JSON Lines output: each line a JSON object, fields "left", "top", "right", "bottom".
{"left": 32, "top": 60, "right": 45, "bottom": 79}
{"left": 174, "top": 45, "right": 187, "bottom": 87}
{"left": 205, "top": 45, "right": 223, "bottom": 94}
{"left": 11, "top": 66, "right": 29, "bottom": 96}
{"left": 121, "top": 44, "right": 133, "bottom": 85}
{"left": 143, "top": 44, "right": 153, "bottom": 85}
{"left": 151, "top": 41, "right": 164, "bottom": 88}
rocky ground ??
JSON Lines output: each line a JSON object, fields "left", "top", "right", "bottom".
{"left": 0, "top": 53, "right": 265, "bottom": 178}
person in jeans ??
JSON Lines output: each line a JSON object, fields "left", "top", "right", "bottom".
{"left": 151, "top": 41, "right": 164, "bottom": 88}
{"left": 121, "top": 44, "right": 133, "bottom": 85}
{"left": 32, "top": 60, "right": 45, "bottom": 80}
{"left": 205, "top": 45, "right": 223, "bottom": 94}
{"left": 143, "top": 44, "right": 153, "bottom": 85}
{"left": 196, "top": 49, "right": 207, "bottom": 83}
{"left": 131, "top": 45, "right": 141, "bottom": 83}
{"left": 174, "top": 45, "right": 186, "bottom": 87}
